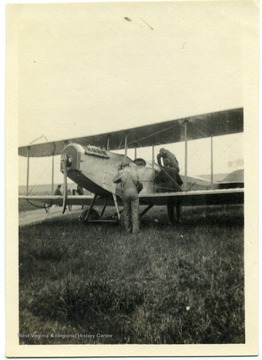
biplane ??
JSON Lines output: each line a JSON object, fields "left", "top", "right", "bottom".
{"left": 19, "top": 108, "right": 244, "bottom": 223}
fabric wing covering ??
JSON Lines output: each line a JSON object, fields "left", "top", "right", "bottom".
{"left": 18, "top": 108, "right": 243, "bottom": 158}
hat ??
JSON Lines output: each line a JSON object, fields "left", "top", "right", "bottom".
{"left": 121, "top": 160, "right": 129, "bottom": 168}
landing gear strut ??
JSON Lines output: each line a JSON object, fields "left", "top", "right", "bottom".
{"left": 79, "top": 193, "right": 121, "bottom": 224}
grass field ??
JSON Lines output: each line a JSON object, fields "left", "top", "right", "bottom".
{"left": 19, "top": 205, "right": 244, "bottom": 344}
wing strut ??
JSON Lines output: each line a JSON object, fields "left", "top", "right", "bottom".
{"left": 26, "top": 147, "right": 30, "bottom": 195}
{"left": 107, "top": 135, "right": 110, "bottom": 151}
{"left": 184, "top": 121, "right": 188, "bottom": 191}
{"left": 152, "top": 145, "right": 155, "bottom": 169}
{"left": 51, "top": 143, "right": 56, "bottom": 194}
{"left": 62, "top": 156, "right": 68, "bottom": 214}
{"left": 211, "top": 136, "right": 214, "bottom": 189}
{"left": 51, "top": 155, "right": 54, "bottom": 194}
{"left": 124, "top": 132, "right": 128, "bottom": 159}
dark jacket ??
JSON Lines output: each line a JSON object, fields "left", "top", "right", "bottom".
{"left": 155, "top": 167, "right": 183, "bottom": 192}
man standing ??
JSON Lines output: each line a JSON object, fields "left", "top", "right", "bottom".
{"left": 155, "top": 161, "right": 183, "bottom": 224}
{"left": 54, "top": 184, "right": 62, "bottom": 195}
{"left": 73, "top": 185, "right": 84, "bottom": 196}
{"left": 113, "top": 160, "right": 142, "bottom": 234}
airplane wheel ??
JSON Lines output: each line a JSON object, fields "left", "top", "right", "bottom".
{"left": 80, "top": 208, "right": 99, "bottom": 224}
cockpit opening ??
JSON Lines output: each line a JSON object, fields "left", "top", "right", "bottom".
{"left": 133, "top": 158, "right": 146, "bottom": 167}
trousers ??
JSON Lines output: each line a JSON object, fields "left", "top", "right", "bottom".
{"left": 167, "top": 200, "right": 182, "bottom": 223}
{"left": 122, "top": 194, "right": 140, "bottom": 234}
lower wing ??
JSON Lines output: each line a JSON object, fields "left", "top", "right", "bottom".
{"left": 140, "top": 188, "right": 244, "bottom": 206}
{"left": 19, "top": 195, "right": 95, "bottom": 207}
{"left": 20, "top": 188, "right": 244, "bottom": 208}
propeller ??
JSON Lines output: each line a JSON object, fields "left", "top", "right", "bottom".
{"left": 62, "top": 156, "right": 68, "bottom": 214}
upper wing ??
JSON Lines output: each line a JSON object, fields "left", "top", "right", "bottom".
{"left": 19, "top": 108, "right": 243, "bottom": 158}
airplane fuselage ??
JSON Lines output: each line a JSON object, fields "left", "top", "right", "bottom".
{"left": 61, "top": 143, "right": 211, "bottom": 199}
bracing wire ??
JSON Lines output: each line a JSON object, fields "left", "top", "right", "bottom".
{"left": 127, "top": 124, "right": 178, "bottom": 148}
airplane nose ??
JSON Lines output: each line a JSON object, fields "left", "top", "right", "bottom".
{"left": 61, "top": 143, "right": 84, "bottom": 171}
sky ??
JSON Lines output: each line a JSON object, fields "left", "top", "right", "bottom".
{"left": 11, "top": 1, "right": 256, "bottom": 186}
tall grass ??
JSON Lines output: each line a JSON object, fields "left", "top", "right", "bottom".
{"left": 19, "top": 205, "right": 244, "bottom": 344}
